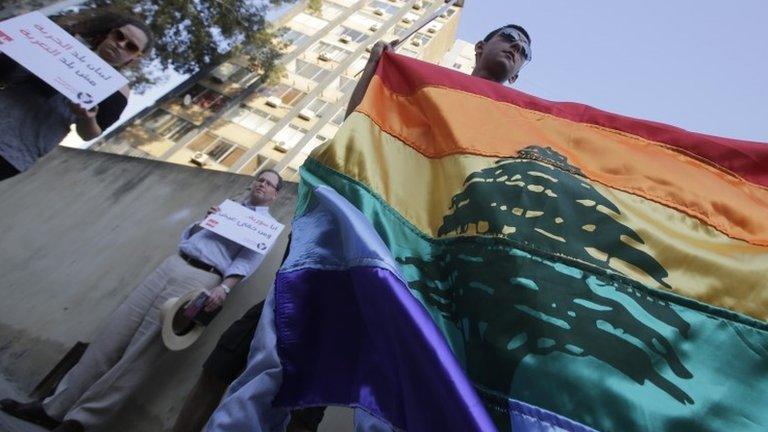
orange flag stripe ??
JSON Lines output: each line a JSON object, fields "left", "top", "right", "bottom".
{"left": 357, "top": 76, "right": 768, "bottom": 246}
{"left": 313, "top": 113, "right": 768, "bottom": 321}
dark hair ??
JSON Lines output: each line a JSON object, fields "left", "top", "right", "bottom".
{"left": 257, "top": 169, "right": 284, "bottom": 191}
{"left": 483, "top": 24, "right": 531, "bottom": 45}
{"left": 53, "top": 9, "right": 155, "bottom": 57}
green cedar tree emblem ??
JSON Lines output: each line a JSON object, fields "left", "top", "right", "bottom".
{"left": 398, "top": 146, "right": 694, "bottom": 406}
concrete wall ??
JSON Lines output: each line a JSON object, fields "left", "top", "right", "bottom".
{"left": 0, "top": 148, "right": 350, "bottom": 431}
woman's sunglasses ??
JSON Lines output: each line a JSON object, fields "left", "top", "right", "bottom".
{"left": 109, "top": 28, "right": 142, "bottom": 55}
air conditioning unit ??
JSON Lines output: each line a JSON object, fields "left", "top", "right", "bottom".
{"left": 265, "top": 96, "right": 281, "bottom": 108}
{"left": 365, "top": 45, "right": 372, "bottom": 53}
{"left": 440, "top": 11, "right": 449, "bottom": 19}
{"left": 427, "top": 25, "right": 438, "bottom": 34}
{"left": 191, "top": 152, "right": 210, "bottom": 166}
{"left": 412, "top": 1, "right": 423, "bottom": 10}
{"left": 339, "top": 35, "right": 352, "bottom": 44}
{"left": 410, "top": 39, "right": 422, "bottom": 47}
{"left": 318, "top": 52, "right": 331, "bottom": 62}
{"left": 401, "top": 17, "right": 413, "bottom": 24}
{"left": 372, "top": 8, "right": 385, "bottom": 16}
{"left": 369, "top": 24, "right": 380, "bottom": 32}
{"left": 273, "top": 142, "right": 289, "bottom": 153}
{"left": 298, "top": 109, "right": 315, "bottom": 121}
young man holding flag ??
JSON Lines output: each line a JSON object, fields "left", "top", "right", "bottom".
{"left": 204, "top": 24, "right": 533, "bottom": 432}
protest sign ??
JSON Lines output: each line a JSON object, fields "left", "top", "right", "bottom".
{"left": 202, "top": 200, "right": 285, "bottom": 254}
{"left": 0, "top": 12, "right": 128, "bottom": 109}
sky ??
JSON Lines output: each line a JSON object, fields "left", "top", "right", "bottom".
{"left": 455, "top": 0, "right": 767, "bottom": 142}
{"left": 64, "top": 0, "right": 767, "bottom": 148}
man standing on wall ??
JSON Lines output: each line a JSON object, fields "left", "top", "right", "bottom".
{"left": 1, "top": 170, "right": 284, "bottom": 432}
{"left": 204, "top": 23, "right": 533, "bottom": 432}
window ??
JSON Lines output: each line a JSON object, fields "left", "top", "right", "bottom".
{"left": 207, "top": 141, "right": 233, "bottom": 161}
{"left": 281, "top": 166, "right": 299, "bottom": 182}
{"left": 242, "top": 153, "right": 277, "bottom": 175}
{"left": 426, "top": 21, "right": 443, "bottom": 33}
{"left": 263, "top": 83, "right": 287, "bottom": 97}
{"left": 312, "top": 42, "right": 351, "bottom": 63}
{"left": 281, "top": 29, "right": 310, "bottom": 46}
{"left": 280, "top": 87, "right": 306, "bottom": 106}
{"left": 402, "top": 12, "right": 420, "bottom": 23}
{"left": 292, "top": 13, "right": 329, "bottom": 33}
{"left": 268, "top": 84, "right": 307, "bottom": 106}
{"left": 143, "top": 110, "right": 174, "bottom": 130}
{"left": 205, "top": 62, "right": 255, "bottom": 86}
{"left": 394, "top": 25, "right": 410, "bottom": 38}
{"left": 220, "top": 147, "right": 246, "bottom": 167}
{"left": 399, "top": 47, "right": 420, "bottom": 58}
{"left": 229, "top": 67, "right": 256, "bottom": 86}
{"left": 293, "top": 59, "right": 331, "bottom": 82}
{"left": 336, "top": 26, "right": 367, "bottom": 44}
{"left": 369, "top": 0, "right": 399, "bottom": 15}
{"left": 307, "top": 98, "right": 328, "bottom": 115}
{"left": 274, "top": 124, "right": 308, "bottom": 150}
{"left": 185, "top": 133, "right": 246, "bottom": 168}
{"left": 187, "top": 132, "right": 218, "bottom": 151}
{"left": 330, "top": 109, "right": 346, "bottom": 126}
{"left": 410, "top": 33, "right": 432, "bottom": 48}
{"left": 227, "top": 108, "right": 279, "bottom": 135}
{"left": 306, "top": 98, "right": 336, "bottom": 118}
{"left": 143, "top": 110, "right": 196, "bottom": 141}
{"left": 347, "top": 13, "right": 382, "bottom": 32}
{"left": 338, "top": 76, "right": 356, "bottom": 94}
{"left": 320, "top": 3, "right": 343, "bottom": 20}
{"left": 185, "top": 84, "right": 229, "bottom": 113}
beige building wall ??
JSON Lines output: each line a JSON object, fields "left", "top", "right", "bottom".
{"left": 93, "top": 0, "right": 466, "bottom": 182}
{"left": 440, "top": 38, "right": 476, "bottom": 75}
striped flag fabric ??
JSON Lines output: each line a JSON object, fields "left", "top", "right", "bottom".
{"left": 272, "top": 52, "right": 768, "bottom": 431}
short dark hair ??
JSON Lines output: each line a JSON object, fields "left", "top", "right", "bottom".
{"left": 483, "top": 24, "right": 531, "bottom": 45}
{"left": 256, "top": 169, "right": 283, "bottom": 191}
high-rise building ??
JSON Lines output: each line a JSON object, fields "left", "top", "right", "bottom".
{"left": 92, "top": 0, "right": 466, "bottom": 182}
{"left": 439, "top": 38, "right": 475, "bottom": 74}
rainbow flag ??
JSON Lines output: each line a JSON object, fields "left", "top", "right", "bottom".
{"left": 273, "top": 52, "right": 768, "bottom": 431}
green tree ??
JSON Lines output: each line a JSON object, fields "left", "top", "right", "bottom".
{"left": 398, "top": 146, "right": 694, "bottom": 418}
{"left": 84, "top": 0, "right": 296, "bottom": 87}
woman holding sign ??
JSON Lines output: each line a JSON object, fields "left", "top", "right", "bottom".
{"left": 0, "top": 10, "right": 154, "bottom": 181}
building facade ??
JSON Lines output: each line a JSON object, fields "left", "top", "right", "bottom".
{"left": 439, "top": 38, "right": 475, "bottom": 75}
{"left": 92, "top": 0, "right": 466, "bottom": 182}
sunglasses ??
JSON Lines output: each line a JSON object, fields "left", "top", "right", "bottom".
{"left": 256, "top": 177, "right": 278, "bottom": 190}
{"left": 109, "top": 28, "right": 142, "bottom": 55}
{"left": 498, "top": 28, "right": 532, "bottom": 62}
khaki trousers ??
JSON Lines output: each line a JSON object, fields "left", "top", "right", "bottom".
{"left": 42, "top": 254, "right": 221, "bottom": 428}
